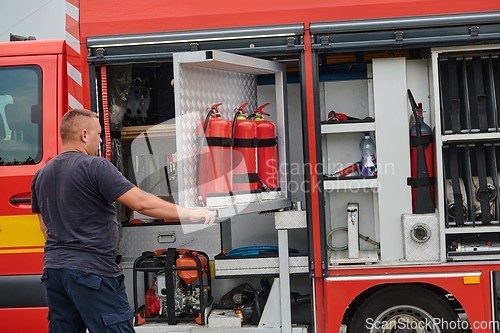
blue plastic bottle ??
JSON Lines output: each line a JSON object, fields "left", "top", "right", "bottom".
{"left": 359, "top": 132, "right": 377, "bottom": 176}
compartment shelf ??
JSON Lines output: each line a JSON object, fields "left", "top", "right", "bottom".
{"left": 323, "top": 178, "right": 378, "bottom": 191}
{"left": 214, "top": 255, "right": 309, "bottom": 277}
{"left": 329, "top": 249, "right": 379, "bottom": 265}
{"left": 320, "top": 57, "right": 412, "bottom": 264}
{"left": 445, "top": 226, "right": 500, "bottom": 234}
{"left": 442, "top": 133, "right": 500, "bottom": 143}
{"left": 215, "top": 198, "right": 291, "bottom": 219}
{"left": 121, "top": 124, "right": 176, "bottom": 141}
{"left": 321, "top": 121, "right": 375, "bottom": 134}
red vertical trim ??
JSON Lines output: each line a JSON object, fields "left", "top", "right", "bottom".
{"left": 65, "top": 0, "right": 84, "bottom": 111}
{"left": 58, "top": 53, "right": 69, "bottom": 132}
{"left": 100, "top": 66, "right": 112, "bottom": 161}
{"left": 304, "top": 25, "right": 322, "bottom": 279}
{"left": 67, "top": 75, "right": 83, "bottom": 106}
{"left": 66, "top": 0, "right": 79, "bottom": 7}
{"left": 65, "top": 15, "right": 79, "bottom": 40}
{"left": 303, "top": 23, "right": 326, "bottom": 333}
{"left": 80, "top": 44, "right": 91, "bottom": 109}
{"left": 314, "top": 277, "right": 326, "bottom": 332}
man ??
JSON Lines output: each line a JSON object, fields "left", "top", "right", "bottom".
{"left": 31, "top": 109, "right": 216, "bottom": 333}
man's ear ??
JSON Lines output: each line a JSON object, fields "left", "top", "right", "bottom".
{"left": 81, "top": 129, "right": 88, "bottom": 143}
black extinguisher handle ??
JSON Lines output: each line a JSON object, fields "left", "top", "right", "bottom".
{"left": 407, "top": 89, "right": 423, "bottom": 136}
{"left": 407, "top": 89, "right": 418, "bottom": 118}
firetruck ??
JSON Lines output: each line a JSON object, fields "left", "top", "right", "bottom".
{"left": 3, "top": 0, "right": 500, "bottom": 332}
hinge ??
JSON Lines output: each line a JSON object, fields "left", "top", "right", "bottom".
{"left": 320, "top": 35, "right": 329, "bottom": 46}
{"left": 287, "top": 36, "right": 295, "bottom": 47}
{"left": 96, "top": 48, "right": 105, "bottom": 58}
{"left": 469, "top": 26, "right": 479, "bottom": 37}
{"left": 394, "top": 31, "right": 404, "bottom": 42}
{"left": 190, "top": 42, "right": 199, "bottom": 51}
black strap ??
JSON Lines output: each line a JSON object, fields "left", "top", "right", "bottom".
{"left": 473, "top": 57, "right": 489, "bottom": 132}
{"left": 110, "top": 130, "right": 121, "bottom": 139}
{"left": 165, "top": 248, "right": 177, "bottom": 325}
{"left": 206, "top": 137, "right": 232, "bottom": 147}
{"left": 256, "top": 138, "right": 277, "bottom": 147}
{"left": 449, "top": 144, "right": 465, "bottom": 225}
{"left": 448, "top": 58, "right": 462, "bottom": 133}
{"left": 414, "top": 139, "right": 435, "bottom": 213}
{"left": 410, "top": 135, "right": 433, "bottom": 147}
{"left": 233, "top": 173, "right": 259, "bottom": 184}
{"left": 475, "top": 144, "right": 491, "bottom": 224}
{"left": 163, "top": 165, "right": 173, "bottom": 198}
{"left": 407, "top": 177, "right": 435, "bottom": 187}
{"left": 233, "top": 138, "right": 256, "bottom": 147}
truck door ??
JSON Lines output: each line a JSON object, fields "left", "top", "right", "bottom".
{"left": 0, "top": 42, "right": 62, "bottom": 333}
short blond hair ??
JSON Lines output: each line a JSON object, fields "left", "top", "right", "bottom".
{"left": 60, "top": 109, "right": 98, "bottom": 142}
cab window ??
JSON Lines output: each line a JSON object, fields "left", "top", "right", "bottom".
{"left": 0, "top": 66, "right": 42, "bottom": 165}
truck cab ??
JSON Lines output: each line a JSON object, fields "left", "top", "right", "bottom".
{"left": 0, "top": 40, "right": 65, "bottom": 332}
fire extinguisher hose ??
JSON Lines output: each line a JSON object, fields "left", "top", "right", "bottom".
{"left": 195, "top": 109, "right": 215, "bottom": 206}
{"left": 231, "top": 110, "right": 241, "bottom": 147}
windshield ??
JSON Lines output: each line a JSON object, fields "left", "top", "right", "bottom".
{"left": 0, "top": 66, "right": 42, "bottom": 165}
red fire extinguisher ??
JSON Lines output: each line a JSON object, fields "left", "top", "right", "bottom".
{"left": 232, "top": 102, "right": 259, "bottom": 194}
{"left": 196, "top": 103, "right": 233, "bottom": 204}
{"left": 408, "top": 90, "right": 435, "bottom": 214}
{"left": 250, "top": 103, "right": 279, "bottom": 191}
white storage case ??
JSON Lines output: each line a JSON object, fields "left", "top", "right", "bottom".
{"left": 401, "top": 212, "right": 440, "bottom": 262}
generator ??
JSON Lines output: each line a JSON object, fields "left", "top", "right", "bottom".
{"left": 132, "top": 248, "right": 212, "bottom": 325}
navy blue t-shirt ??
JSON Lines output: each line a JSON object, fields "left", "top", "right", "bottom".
{"left": 31, "top": 151, "right": 134, "bottom": 277}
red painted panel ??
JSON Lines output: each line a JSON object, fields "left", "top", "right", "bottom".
{"left": 324, "top": 263, "right": 500, "bottom": 333}
{"left": 0, "top": 307, "right": 48, "bottom": 333}
{"left": 79, "top": 0, "right": 500, "bottom": 39}
{"left": 0, "top": 40, "right": 64, "bottom": 58}
{"left": 0, "top": 252, "right": 43, "bottom": 276}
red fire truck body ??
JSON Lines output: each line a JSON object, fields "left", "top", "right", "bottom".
{"left": 2, "top": 1, "right": 500, "bottom": 333}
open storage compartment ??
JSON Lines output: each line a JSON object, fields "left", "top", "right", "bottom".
{"left": 314, "top": 49, "right": 418, "bottom": 265}
{"left": 94, "top": 51, "right": 292, "bottom": 222}
{"left": 433, "top": 44, "right": 500, "bottom": 261}
{"left": 88, "top": 23, "right": 309, "bottom": 330}
{"left": 439, "top": 52, "right": 500, "bottom": 134}
{"left": 173, "top": 50, "right": 290, "bottom": 218}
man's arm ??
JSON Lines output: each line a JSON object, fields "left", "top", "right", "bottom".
{"left": 117, "top": 187, "right": 216, "bottom": 225}
{"left": 37, "top": 214, "right": 47, "bottom": 240}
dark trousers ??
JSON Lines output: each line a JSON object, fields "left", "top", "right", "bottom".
{"left": 41, "top": 268, "right": 135, "bottom": 333}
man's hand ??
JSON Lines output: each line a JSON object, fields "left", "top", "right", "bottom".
{"left": 188, "top": 208, "right": 217, "bottom": 226}
{"left": 117, "top": 187, "right": 217, "bottom": 225}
